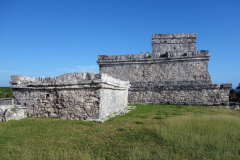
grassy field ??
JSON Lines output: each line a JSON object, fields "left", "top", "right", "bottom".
{"left": 0, "top": 87, "right": 13, "bottom": 98}
{"left": 1, "top": 104, "right": 240, "bottom": 160}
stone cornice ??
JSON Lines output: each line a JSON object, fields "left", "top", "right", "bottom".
{"left": 129, "top": 83, "right": 232, "bottom": 91}
{"left": 97, "top": 50, "right": 210, "bottom": 65}
{"left": 98, "top": 55, "right": 210, "bottom": 65}
{"left": 10, "top": 73, "right": 130, "bottom": 90}
{"left": 152, "top": 33, "right": 197, "bottom": 38}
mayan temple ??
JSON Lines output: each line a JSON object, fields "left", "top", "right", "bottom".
{"left": 0, "top": 33, "right": 233, "bottom": 122}
{"left": 98, "top": 33, "right": 232, "bottom": 105}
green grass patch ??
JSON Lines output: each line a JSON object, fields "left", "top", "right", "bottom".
{"left": 117, "top": 128, "right": 127, "bottom": 131}
{"left": 136, "top": 114, "right": 148, "bottom": 119}
{"left": 1, "top": 104, "right": 240, "bottom": 159}
{"left": 154, "top": 116, "right": 165, "bottom": 119}
{"left": 172, "top": 112, "right": 182, "bottom": 115}
{"left": 154, "top": 114, "right": 240, "bottom": 159}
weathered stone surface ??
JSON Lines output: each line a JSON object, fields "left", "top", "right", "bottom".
{"left": 9, "top": 73, "right": 130, "bottom": 122}
{"left": 0, "top": 98, "right": 14, "bottom": 105}
{"left": 0, "top": 105, "right": 27, "bottom": 122}
{"left": 128, "top": 84, "right": 231, "bottom": 105}
{"left": 99, "top": 61, "right": 211, "bottom": 82}
{"left": 97, "top": 51, "right": 209, "bottom": 63}
{"left": 98, "top": 33, "right": 232, "bottom": 105}
{"left": 152, "top": 33, "right": 197, "bottom": 55}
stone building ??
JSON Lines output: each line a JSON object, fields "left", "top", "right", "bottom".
{"left": 97, "top": 33, "right": 232, "bottom": 105}
{"left": 4, "top": 73, "right": 130, "bottom": 122}
{"left": 0, "top": 33, "right": 233, "bottom": 122}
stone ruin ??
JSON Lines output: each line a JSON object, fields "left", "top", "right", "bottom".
{"left": 0, "top": 98, "right": 27, "bottom": 122}
{"left": 98, "top": 33, "right": 232, "bottom": 106}
{"left": 0, "top": 33, "right": 233, "bottom": 122}
{"left": 1, "top": 73, "right": 130, "bottom": 122}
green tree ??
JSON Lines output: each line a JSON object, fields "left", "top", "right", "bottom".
{"left": 237, "top": 83, "right": 240, "bottom": 90}
{"left": 0, "top": 87, "right": 13, "bottom": 98}
{"left": 230, "top": 84, "right": 240, "bottom": 102}
{"left": 236, "top": 90, "right": 240, "bottom": 102}
{"left": 229, "top": 89, "right": 235, "bottom": 101}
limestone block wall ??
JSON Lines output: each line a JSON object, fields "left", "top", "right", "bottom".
{"left": 97, "top": 33, "right": 232, "bottom": 105}
{"left": 0, "top": 105, "right": 27, "bottom": 122}
{"left": 128, "top": 82, "right": 231, "bottom": 105}
{"left": 100, "top": 89, "right": 128, "bottom": 118}
{"left": 0, "top": 99, "right": 27, "bottom": 122}
{"left": 0, "top": 105, "right": 14, "bottom": 121}
{"left": 99, "top": 59, "right": 211, "bottom": 82}
{"left": 0, "top": 98, "right": 14, "bottom": 105}
{"left": 152, "top": 33, "right": 197, "bottom": 55}
{"left": 10, "top": 73, "right": 130, "bottom": 121}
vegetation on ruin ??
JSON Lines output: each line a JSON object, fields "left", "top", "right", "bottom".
{"left": 1, "top": 104, "right": 240, "bottom": 159}
{"left": 0, "top": 87, "right": 13, "bottom": 98}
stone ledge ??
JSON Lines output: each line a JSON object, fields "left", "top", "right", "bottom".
{"left": 152, "top": 33, "right": 197, "bottom": 38}
{"left": 10, "top": 73, "right": 130, "bottom": 90}
{"left": 129, "top": 83, "right": 232, "bottom": 90}
{"left": 11, "top": 83, "right": 130, "bottom": 90}
{"left": 98, "top": 51, "right": 209, "bottom": 60}
{"left": 97, "top": 54, "right": 210, "bottom": 64}
{"left": 130, "top": 80, "right": 213, "bottom": 86}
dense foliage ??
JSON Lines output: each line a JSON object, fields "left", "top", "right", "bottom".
{"left": 229, "top": 83, "right": 240, "bottom": 102}
{"left": 1, "top": 104, "right": 240, "bottom": 159}
{"left": 0, "top": 87, "right": 13, "bottom": 98}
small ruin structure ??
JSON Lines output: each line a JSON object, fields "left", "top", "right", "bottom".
{"left": 1, "top": 73, "right": 130, "bottom": 122}
{"left": 0, "top": 98, "right": 27, "bottom": 122}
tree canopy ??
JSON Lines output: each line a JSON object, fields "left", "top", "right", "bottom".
{"left": 229, "top": 84, "right": 240, "bottom": 102}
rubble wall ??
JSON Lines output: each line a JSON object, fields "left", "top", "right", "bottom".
{"left": 128, "top": 83, "right": 231, "bottom": 105}
{"left": 10, "top": 73, "right": 130, "bottom": 121}
{"left": 0, "top": 98, "right": 14, "bottom": 105}
{"left": 12, "top": 88, "right": 101, "bottom": 120}
{"left": 0, "top": 99, "right": 27, "bottom": 122}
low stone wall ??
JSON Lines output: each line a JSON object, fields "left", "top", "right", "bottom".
{"left": 0, "top": 105, "right": 27, "bottom": 122}
{"left": 0, "top": 98, "right": 14, "bottom": 105}
{"left": 128, "top": 82, "right": 231, "bottom": 106}
{"left": 10, "top": 73, "right": 130, "bottom": 121}
{"left": 0, "top": 98, "right": 27, "bottom": 122}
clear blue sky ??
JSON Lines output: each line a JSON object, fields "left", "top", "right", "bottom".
{"left": 0, "top": 0, "right": 239, "bottom": 88}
